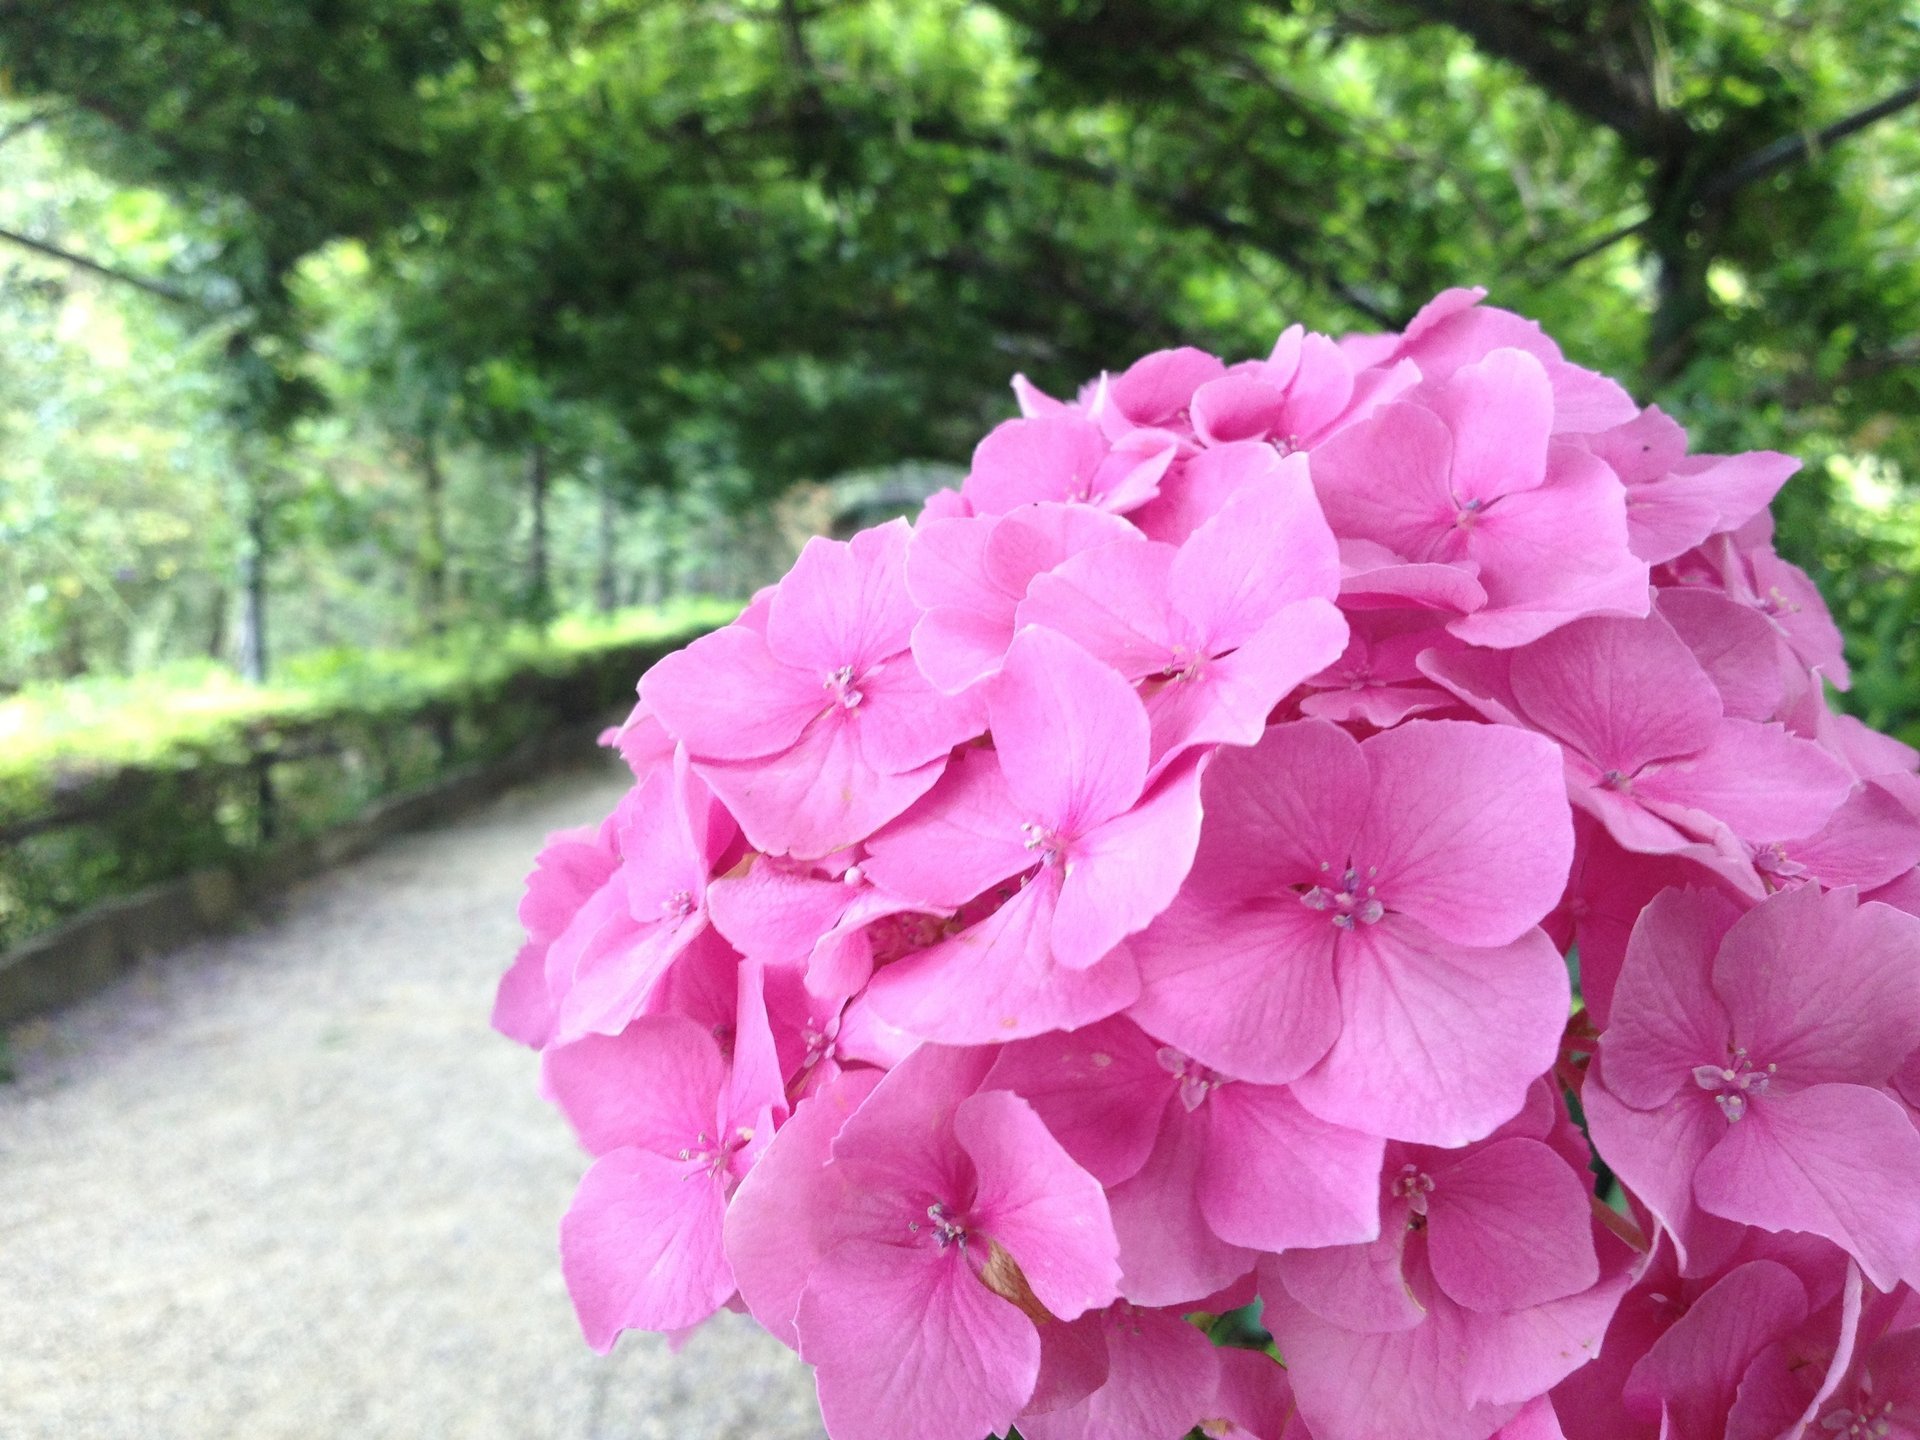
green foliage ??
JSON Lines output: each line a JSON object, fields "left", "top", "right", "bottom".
{"left": 0, "top": 599, "right": 734, "bottom": 949}
{"left": 3, "top": 0, "right": 1920, "bottom": 723}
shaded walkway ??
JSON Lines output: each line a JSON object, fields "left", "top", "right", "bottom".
{"left": 0, "top": 762, "right": 825, "bottom": 1440}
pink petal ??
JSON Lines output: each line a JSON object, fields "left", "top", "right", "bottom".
{"left": 1110, "top": 345, "right": 1227, "bottom": 426}
{"left": 1143, "top": 599, "right": 1349, "bottom": 766}
{"left": 958, "top": 1088, "right": 1122, "bottom": 1320}
{"left": 1129, "top": 895, "right": 1342, "bottom": 1086}
{"left": 1190, "top": 370, "right": 1290, "bottom": 445}
{"left": 1106, "top": 1103, "right": 1257, "bottom": 1306}
{"left": 1428, "top": 348, "right": 1554, "bottom": 503}
{"left": 989, "top": 626, "right": 1149, "bottom": 834}
{"left": 724, "top": 1068, "right": 883, "bottom": 1349}
{"left": 1169, "top": 470, "right": 1342, "bottom": 647}
{"left": 985, "top": 1016, "right": 1172, "bottom": 1187}
{"left": 1312, "top": 402, "right": 1460, "bottom": 562}
{"left": 560, "top": 1148, "right": 732, "bottom": 1348}
{"left": 1052, "top": 755, "right": 1206, "bottom": 970}
{"left": 1186, "top": 717, "right": 1368, "bottom": 898}
{"left": 905, "top": 514, "right": 1001, "bottom": 613}
{"left": 1199, "top": 1346, "right": 1311, "bottom": 1440}
{"left": 1773, "top": 779, "right": 1920, "bottom": 891}
{"left": 492, "top": 940, "right": 557, "bottom": 1048}
{"left": 1622, "top": 1259, "right": 1808, "bottom": 1438}
{"left": 1636, "top": 718, "right": 1853, "bottom": 842}
{"left": 1425, "top": 1137, "right": 1599, "bottom": 1312}
{"left": 1200, "top": 1083, "right": 1385, "bottom": 1251}
{"left": 865, "top": 876, "right": 1142, "bottom": 1043}
{"left": 694, "top": 711, "right": 947, "bottom": 859}
{"left": 1581, "top": 1065, "right": 1745, "bottom": 1278}
{"left": 1024, "top": 1312, "right": 1110, "bottom": 1417}
{"left": 1022, "top": 1306, "right": 1222, "bottom": 1440}
{"left": 1656, "top": 587, "right": 1786, "bottom": 722}
{"left": 543, "top": 1014, "right": 726, "bottom": 1155}
{"left": 707, "top": 856, "right": 855, "bottom": 966}
{"left": 1600, "top": 885, "right": 1741, "bottom": 1110}
{"left": 1711, "top": 885, "right": 1920, "bottom": 1088}
{"left": 799, "top": 1241, "right": 1039, "bottom": 1440}
{"left": 1354, "top": 719, "right": 1574, "bottom": 948}
{"left": 1695, "top": 1083, "right": 1920, "bottom": 1290}
{"left": 860, "top": 746, "right": 1035, "bottom": 908}
{"left": 1448, "top": 446, "right": 1649, "bottom": 648}
{"left": 1017, "top": 540, "right": 1180, "bottom": 677}
{"left": 912, "top": 605, "right": 1023, "bottom": 693}
{"left": 1268, "top": 1226, "right": 1424, "bottom": 1334}
{"left": 765, "top": 520, "right": 917, "bottom": 673}
{"left": 641, "top": 624, "right": 825, "bottom": 760}
{"left": 965, "top": 414, "right": 1112, "bottom": 515}
{"left": 1508, "top": 614, "right": 1721, "bottom": 775}
{"left": 1131, "top": 443, "right": 1297, "bottom": 545}
{"left": 1261, "top": 1285, "right": 1529, "bottom": 1440}
{"left": 1292, "top": 919, "right": 1571, "bottom": 1145}
{"left": 852, "top": 654, "right": 987, "bottom": 773}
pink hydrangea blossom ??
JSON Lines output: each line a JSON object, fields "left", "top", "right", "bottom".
{"left": 496, "top": 291, "right": 1920, "bottom": 1440}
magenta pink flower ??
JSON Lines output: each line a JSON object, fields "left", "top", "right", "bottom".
{"left": 498, "top": 291, "right": 1920, "bottom": 1440}
{"left": 642, "top": 520, "right": 984, "bottom": 857}
{"left": 1187, "top": 323, "right": 1417, "bottom": 451}
{"left": 492, "top": 815, "right": 622, "bottom": 1048}
{"left": 548, "top": 963, "right": 784, "bottom": 1347}
{"left": 859, "top": 626, "right": 1205, "bottom": 1042}
{"left": 1018, "top": 1301, "right": 1223, "bottom": 1440}
{"left": 1587, "top": 884, "right": 1920, "bottom": 1287}
{"left": 1017, "top": 472, "right": 1347, "bottom": 768}
{"left": 733, "top": 1045, "right": 1121, "bottom": 1440}
{"left": 906, "top": 501, "right": 1142, "bottom": 693}
{"left": 1131, "top": 716, "right": 1574, "bottom": 1143}
{"left": 1428, "top": 613, "right": 1853, "bottom": 868}
{"left": 1311, "top": 347, "right": 1649, "bottom": 647}
{"left": 962, "top": 412, "right": 1177, "bottom": 515}
{"left": 990, "top": 1017, "right": 1383, "bottom": 1304}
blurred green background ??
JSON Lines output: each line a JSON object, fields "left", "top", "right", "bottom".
{"left": 2, "top": 0, "right": 1919, "bottom": 941}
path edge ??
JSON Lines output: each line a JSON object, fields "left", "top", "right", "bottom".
{"left": 0, "top": 714, "right": 623, "bottom": 1028}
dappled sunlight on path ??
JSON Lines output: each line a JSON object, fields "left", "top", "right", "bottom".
{"left": 0, "top": 762, "right": 824, "bottom": 1440}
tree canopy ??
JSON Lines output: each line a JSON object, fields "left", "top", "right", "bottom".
{"left": 3, "top": 0, "right": 1917, "bottom": 704}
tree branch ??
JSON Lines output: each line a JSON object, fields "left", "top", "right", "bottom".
{"left": 0, "top": 225, "right": 195, "bottom": 305}
{"left": 1538, "top": 77, "right": 1920, "bottom": 275}
{"left": 1393, "top": 0, "right": 1671, "bottom": 152}
{"left": 1698, "top": 78, "right": 1920, "bottom": 202}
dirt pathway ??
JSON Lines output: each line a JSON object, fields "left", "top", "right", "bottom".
{"left": 0, "top": 762, "right": 825, "bottom": 1440}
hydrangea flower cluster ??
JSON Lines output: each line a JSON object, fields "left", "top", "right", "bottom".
{"left": 494, "top": 288, "right": 1920, "bottom": 1440}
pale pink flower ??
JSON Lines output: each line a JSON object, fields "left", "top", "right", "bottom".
{"left": 642, "top": 520, "right": 984, "bottom": 857}
{"left": 1587, "top": 884, "right": 1920, "bottom": 1287}
{"left": 1131, "top": 717, "right": 1574, "bottom": 1143}
{"left": 859, "top": 627, "right": 1205, "bottom": 1042}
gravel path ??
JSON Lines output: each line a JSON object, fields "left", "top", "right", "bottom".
{"left": 0, "top": 761, "right": 826, "bottom": 1440}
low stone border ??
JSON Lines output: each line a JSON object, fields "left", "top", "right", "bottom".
{"left": 0, "top": 713, "right": 621, "bottom": 1028}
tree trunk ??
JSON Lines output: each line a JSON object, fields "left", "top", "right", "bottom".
{"left": 527, "top": 440, "right": 553, "bottom": 623}
{"left": 594, "top": 468, "right": 619, "bottom": 615}
{"left": 235, "top": 481, "right": 268, "bottom": 683}
{"left": 419, "top": 430, "right": 449, "bottom": 634}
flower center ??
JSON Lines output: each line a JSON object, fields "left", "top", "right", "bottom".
{"left": 1157, "top": 1046, "right": 1227, "bottom": 1112}
{"left": 676, "top": 1127, "right": 753, "bottom": 1179}
{"left": 1820, "top": 1397, "right": 1895, "bottom": 1438}
{"left": 913, "top": 1201, "right": 970, "bottom": 1249}
{"left": 823, "top": 665, "right": 865, "bottom": 709}
{"left": 1392, "top": 1163, "right": 1436, "bottom": 1221}
{"left": 1158, "top": 644, "right": 1208, "bottom": 684}
{"left": 1300, "top": 863, "right": 1384, "bottom": 928}
{"left": 1020, "top": 821, "right": 1068, "bottom": 867}
{"left": 1693, "top": 1046, "right": 1776, "bottom": 1122}
{"left": 661, "top": 888, "right": 696, "bottom": 921}
{"left": 1453, "top": 494, "right": 1496, "bottom": 530}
